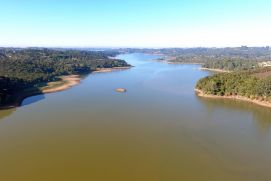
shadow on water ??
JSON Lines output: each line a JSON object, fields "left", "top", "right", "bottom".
{"left": 0, "top": 92, "right": 45, "bottom": 120}
{"left": 21, "top": 94, "right": 45, "bottom": 107}
{"left": 196, "top": 95, "right": 271, "bottom": 132}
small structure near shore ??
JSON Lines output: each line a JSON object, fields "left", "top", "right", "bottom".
{"left": 115, "top": 88, "right": 127, "bottom": 93}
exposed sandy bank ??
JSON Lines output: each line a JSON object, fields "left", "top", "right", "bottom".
{"left": 41, "top": 75, "right": 81, "bottom": 94}
{"left": 199, "top": 67, "right": 231, "bottom": 73}
{"left": 0, "top": 66, "right": 132, "bottom": 110}
{"left": 93, "top": 67, "right": 131, "bottom": 73}
{"left": 195, "top": 89, "right": 271, "bottom": 108}
{"left": 42, "top": 67, "right": 131, "bottom": 93}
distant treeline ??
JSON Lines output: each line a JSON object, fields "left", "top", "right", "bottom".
{"left": 0, "top": 48, "right": 129, "bottom": 107}
{"left": 202, "top": 59, "right": 258, "bottom": 71}
{"left": 116, "top": 46, "right": 271, "bottom": 70}
{"left": 196, "top": 67, "right": 271, "bottom": 102}
{"left": 0, "top": 48, "right": 128, "bottom": 83}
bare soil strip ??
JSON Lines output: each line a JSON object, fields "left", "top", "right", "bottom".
{"left": 41, "top": 75, "right": 81, "bottom": 94}
{"left": 195, "top": 89, "right": 271, "bottom": 108}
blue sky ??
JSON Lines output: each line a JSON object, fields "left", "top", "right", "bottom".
{"left": 0, "top": 0, "right": 270, "bottom": 47}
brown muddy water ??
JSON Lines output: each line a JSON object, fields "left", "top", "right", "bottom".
{"left": 0, "top": 53, "right": 270, "bottom": 181}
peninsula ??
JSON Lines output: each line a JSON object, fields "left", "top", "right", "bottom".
{"left": 0, "top": 48, "right": 130, "bottom": 109}
{"left": 195, "top": 67, "right": 271, "bottom": 108}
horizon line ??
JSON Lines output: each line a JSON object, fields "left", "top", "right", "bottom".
{"left": 0, "top": 45, "right": 271, "bottom": 49}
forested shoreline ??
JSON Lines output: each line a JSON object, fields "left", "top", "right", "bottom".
{"left": 1, "top": 47, "right": 271, "bottom": 109}
{"left": 119, "top": 47, "right": 271, "bottom": 106}
{"left": 195, "top": 67, "right": 271, "bottom": 106}
{"left": 0, "top": 48, "right": 130, "bottom": 108}
{"left": 114, "top": 47, "right": 271, "bottom": 71}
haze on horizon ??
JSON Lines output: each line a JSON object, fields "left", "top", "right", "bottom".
{"left": 0, "top": 0, "right": 270, "bottom": 48}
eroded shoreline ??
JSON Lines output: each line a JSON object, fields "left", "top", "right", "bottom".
{"left": 199, "top": 67, "right": 231, "bottom": 73}
{"left": 195, "top": 88, "right": 271, "bottom": 108}
{"left": 92, "top": 66, "right": 131, "bottom": 73}
{"left": 42, "top": 67, "right": 131, "bottom": 93}
{"left": 41, "top": 75, "right": 81, "bottom": 94}
{"left": 0, "top": 67, "right": 131, "bottom": 110}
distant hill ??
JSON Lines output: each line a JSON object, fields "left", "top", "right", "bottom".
{"left": 115, "top": 47, "right": 271, "bottom": 70}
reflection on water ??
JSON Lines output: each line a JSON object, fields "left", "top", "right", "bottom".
{"left": 0, "top": 93, "right": 46, "bottom": 120}
{"left": 197, "top": 96, "right": 271, "bottom": 133}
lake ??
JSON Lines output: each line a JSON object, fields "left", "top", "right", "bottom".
{"left": 0, "top": 53, "right": 270, "bottom": 181}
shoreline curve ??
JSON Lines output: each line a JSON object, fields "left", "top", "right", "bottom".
{"left": 0, "top": 67, "right": 131, "bottom": 110}
{"left": 195, "top": 88, "right": 271, "bottom": 108}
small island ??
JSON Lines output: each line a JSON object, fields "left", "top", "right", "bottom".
{"left": 115, "top": 88, "right": 127, "bottom": 93}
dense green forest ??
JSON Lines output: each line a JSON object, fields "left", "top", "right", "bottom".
{"left": 0, "top": 48, "right": 129, "bottom": 107}
{"left": 0, "top": 48, "right": 128, "bottom": 83}
{"left": 196, "top": 67, "right": 271, "bottom": 102}
{"left": 0, "top": 77, "right": 30, "bottom": 107}
{"left": 202, "top": 59, "right": 258, "bottom": 71}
